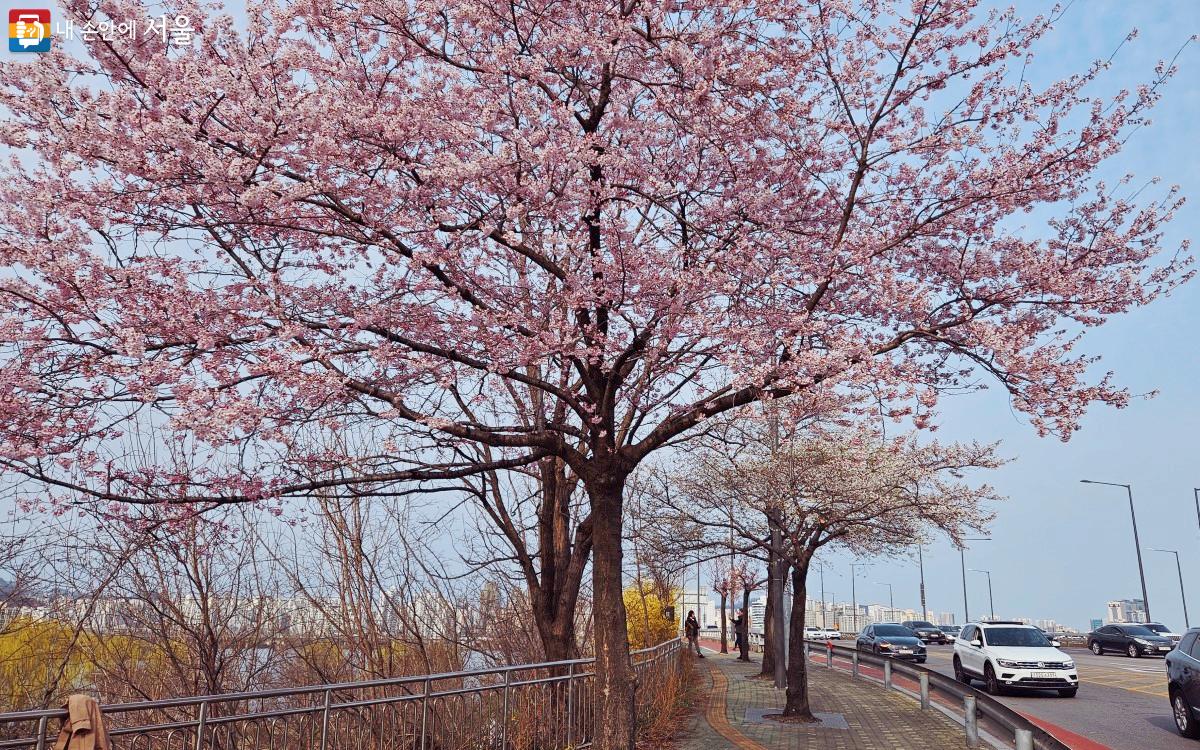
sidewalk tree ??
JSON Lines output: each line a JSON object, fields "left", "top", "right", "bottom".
{"left": 0, "top": 1, "right": 1189, "bottom": 745}
{"left": 709, "top": 557, "right": 739, "bottom": 654}
{"left": 668, "top": 427, "right": 1002, "bottom": 720}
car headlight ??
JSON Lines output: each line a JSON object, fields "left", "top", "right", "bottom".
{"left": 997, "top": 659, "right": 1021, "bottom": 668}
{"left": 878, "top": 641, "right": 891, "bottom": 648}
{"left": 1063, "top": 661, "right": 1075, "bottom": 669}
{"left": 1134, "top": 638, "right": 1152, "bottom": 645}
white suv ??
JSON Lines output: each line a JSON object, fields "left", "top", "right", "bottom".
{"left": 953, "top": 621, "right": 1078, "bottom": 697}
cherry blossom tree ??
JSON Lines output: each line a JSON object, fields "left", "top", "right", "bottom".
{"left": 708, "top": 557, "right": 739, "bottom": 654}
{"left": 0, "top": 0, "right": 1190, "bottom": 745}
{"left": 668, "top": 427, "right": 1003, "bottom": 719}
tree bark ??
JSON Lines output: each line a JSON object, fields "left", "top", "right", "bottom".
{"left": 760, "top": 561, "right": 775, "bottom": 676}
{"left": 719, "top": 592, "right": 728, "bottom": 653}
{"left": 588, "top": 472, "right": 636, "bottom": 750}
{"left": 535, "top": 610, "right": 577, "bottom": 663}
{"left": 740, "top": 587, "right": 752, "bottom": 661}
{"left": 783, "top": 564, "right": 815, "bottom": 719}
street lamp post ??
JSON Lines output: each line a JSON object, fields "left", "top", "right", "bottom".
{"left": 917, "top": 543, "right": 927, "bottom": 621}
{"left": 1193, "top": 488, "right": 1200, "bottom": 538}
{"left": 876, "top": 582, "right": 894, "bottom": 621}
{"left": 1081, "top": 480, "right": 1151, "bottom": 622}
{"left": 968, "top": 569, "right": 994, "bottom": 621}
{"left": 1151, "top": 548, "right": 1190, "bottom": 629}
{"left": 958, "top": 538, "right": 991, "bottom": 624}
{"left": 850, "top": 563, "right": 867, "bottom": 634}
{"left": 816, "top": 562, "right": 828, "bottom": 630}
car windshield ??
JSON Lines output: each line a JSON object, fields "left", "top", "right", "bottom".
{"left": 983, "top": 627, "right": 1052, "bottom": 647}
{"left": 1145, "top": 624, "right": 1170, "bottom": 634}
{"left": 940, "top": 626, "right": 960, "bottom": 632}
{"left": 875, "top": 625, "right": 914, "bottom": 637}
{"left": 910, "top": 621, "right": 936, "bottom": 628}
{"left": 1121, "top": 625, "right": 1157, "bottom": 637}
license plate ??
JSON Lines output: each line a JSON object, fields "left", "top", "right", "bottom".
{"left": 1160, "top": 646, "right": 1172, "bottom": 651}
{"left": 1031, "top": 671, "right": 1057, "bottom": 678}
{"left": 898, "top": 648, "right": 912, "bottom": 653}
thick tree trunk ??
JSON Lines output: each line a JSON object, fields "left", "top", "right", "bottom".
{"left": 740, "top": 587, "right": 752, "bottom": 661}
{"left": 526, "top": 458, "right": 591, "bottom": 668}
{"left": 588, "top": 473, "right": 636, "bottom": 750}
{"left": 719, "top": 593, "right": 728, "bottom": 653}
{"left": 536, "top": 611, "right": 577, "bottom": 663}
{"left": 783, "top": 564, "right": 815, "bottom": 720}
{"left": 760, "top": 567, "right": 775, "bottom": 676}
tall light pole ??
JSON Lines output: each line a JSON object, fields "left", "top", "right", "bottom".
{"left": 917, "top": 543, "right": 927, "bottom": 620}
{"left": 1151, "top": 548, "right": 1190, "bottom": 628}
{"left": 969, "top": 569, "right": 994, "bottom": 621}
{"left": 1081, "top": 480, "right": 1151, "bottom": 622}
{"left": 1193, "top": 488, "right": 1200, "bottom": 538}
{"left": 958, "top": 537, "right": 991, "bottom": 624}
{"left": 876, "top": 582, "right": 894, "bottom": 621}
{"left": 812, "top": 560, "right": 829, "bottom": 630}
{"left": 850, "top": 562, "right": 867, "bottom": 634}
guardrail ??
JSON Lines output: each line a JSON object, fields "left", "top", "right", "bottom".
{"left": 801, "top": 639, "right": 1070, "bottom": 750}
{"left": 0, "top": 638, "right": 683, "bottom": 750}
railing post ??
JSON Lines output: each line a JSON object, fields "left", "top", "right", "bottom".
{"left": 319, "top": 688, "right": 331, "bottom": 750}
{"left": 964, "top": 695, "right": 979, "bottom": 748}
{"left": 566, "top": 662, "right": 575, "bottom": 748}
{"left": 825, "top": 643, "right": 833, "bottom": 668}
{"left": 1015, "top": 728, "right": 1033, "bottom": 750}
{"left": 420, "top": 678, "right": 431, "bottom": 750}
{"left": 501, "top": 669, "right": 511, "bottom": 750}
{"left": 919, "top": 673, "right": 930, "bottom": 709}
{"left": 851, "top": 651, "right": 859, "bottom": 678}
{"left": 33, "top": 716, "right": 47, "bottom": 750}
{"left": 883, "top": 659, "right": 892, "bottom": 689}
{"left": 193, "top": 700, "right": 208, "bottom": 750}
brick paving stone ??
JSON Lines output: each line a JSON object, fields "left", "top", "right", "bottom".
{"left": 676, "top": 651, "right": 967, "bottom": 750}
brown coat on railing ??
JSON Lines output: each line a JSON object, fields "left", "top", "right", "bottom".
{"left": 52, "top": 696, "right": 110, "bottom": 750}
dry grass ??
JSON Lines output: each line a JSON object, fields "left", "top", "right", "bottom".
{"left": 636, "top": 656, "right": 701, "bottom": 749}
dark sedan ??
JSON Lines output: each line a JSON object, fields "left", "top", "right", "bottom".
{"left": 857, "top": 623, "right": 927, "bottom": 663}
{"left": 1087, "top": 623, "right": 1176, "bottom": 658}
{"left": 1166, "top": 628, "right": 1200, "bottom": 739}
{"left": 902, "top": 620, "right": 948, "bottom": 644}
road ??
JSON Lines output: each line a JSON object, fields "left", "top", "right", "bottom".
{"left": 917, "top": 644, "right": 1187, "bottom": 750}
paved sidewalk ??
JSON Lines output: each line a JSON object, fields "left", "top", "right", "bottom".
{"left": 677, "top": 650, "right": 966, "bottom": 750}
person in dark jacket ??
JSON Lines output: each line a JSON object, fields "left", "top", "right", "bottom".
{"left": 685, "top": 610, "right": 704, "bottom": 657}
{"left": 733, "top": 609, "right": 751, "bottom": 661}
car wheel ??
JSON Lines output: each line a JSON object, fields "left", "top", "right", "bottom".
{"left": 1058, "top": 688, "right": 1078, "bottom": 698}
{"left": 1127, "top": 643, "right": 1140, "bottom": 658}
{"left": 1175, "top": 690, "right": 1200, "bottom": 738}
{"left": 1090, "top": 640, "right": 1103, "bottom": 655}
{"left": 917, "top": 657, "right": 927, "bottom": 664}
{"left": 953, "top": 656, "right": 971, "bottom": 685}
{"left": 984, "top": 663, "right": 1003, "bottom": 695}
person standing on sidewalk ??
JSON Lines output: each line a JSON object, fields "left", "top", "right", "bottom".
{"left": 733, "top": 609, "right": 751, "bottom": 661}
{"left": 685, "top": 610, "right": 704, "bottom": 657}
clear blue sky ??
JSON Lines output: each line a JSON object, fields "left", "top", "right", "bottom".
{"left": 813, "top": 0, "right": 1200, "bottom": 631}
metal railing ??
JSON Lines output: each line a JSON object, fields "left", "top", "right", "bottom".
{"left": 801, "top": 639, "right": 1070, "bottom": 750}
{"left": 0, "top": 638, "right": 682, "bottom": 750}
